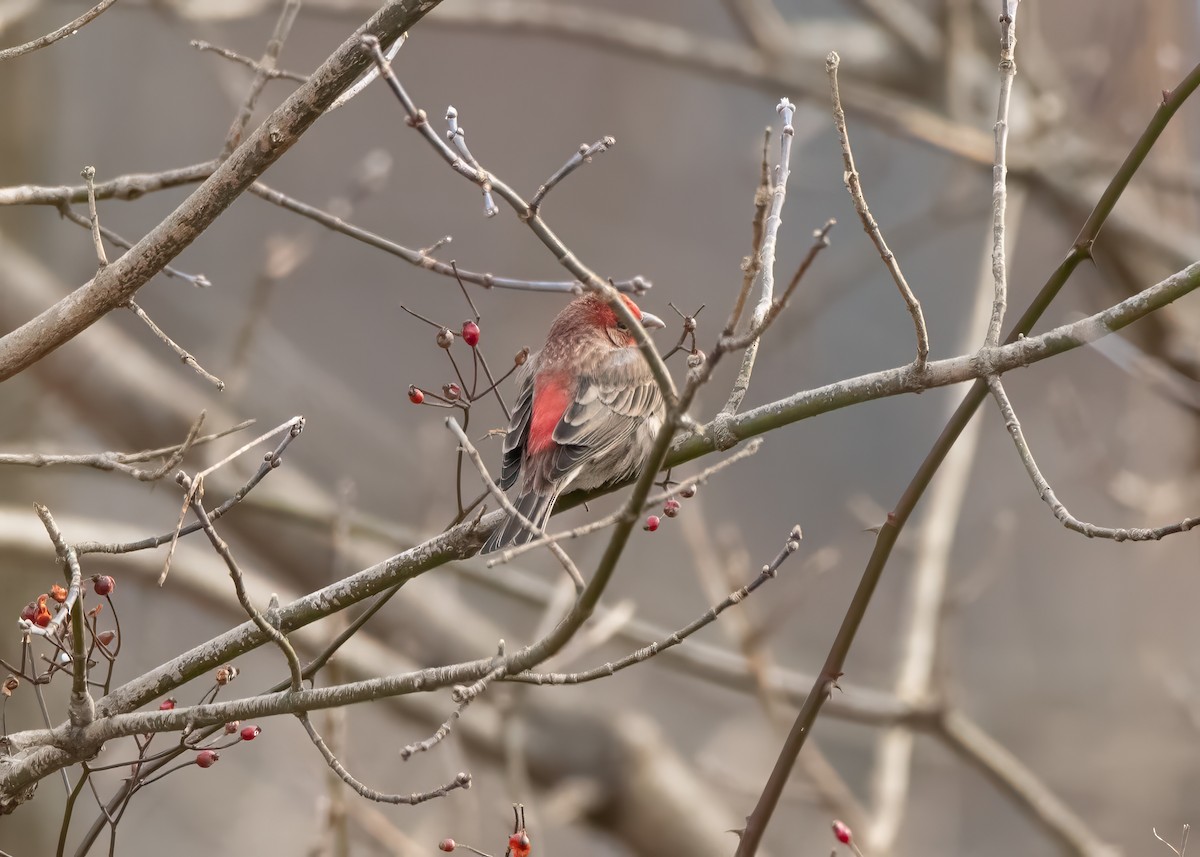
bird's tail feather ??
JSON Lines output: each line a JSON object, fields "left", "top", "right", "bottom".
{"left": 480, "top": 488, "right": 559, "bottom": 554}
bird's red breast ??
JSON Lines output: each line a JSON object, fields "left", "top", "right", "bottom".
{"left": 528, "top": 371, "right": 572, "bottom": 454}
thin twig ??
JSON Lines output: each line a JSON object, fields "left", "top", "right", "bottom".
{"left": 80, "top": 167, "right": 107, "bottom": 268}
{"left": 726, "top": 127, "right": 772, "bottom": 337}
{"left": 185, "top": 481, "right": 304, "bottom": 691}
{"left": 0, "top": 0, "right": 118, "bottom": 62}
{"left": 249, "top": 181, "right": 646, "bottom": 294}
{"left": 399, "top": 652, "right": 507, "bottom": 760}
{"left": 299, "top": 712, "right": 472, "bottom": 804}
{"left": 190, "top": 39, "right": 309, "bottom": 83}
{"left": 720, "top": 100, "right": 797, "bottom": 416}
{"left": 0, "top": 412, "right": 231, "bottom": 481}
{"left": 987, "top": 376, "right": 1198, "bottom": 541}
{"left": 125, "top": 301, "right": 225, "bottom": 390}
{"left": 55, "top": 204, "right": 211, "bottom": 287}
{"left": 985, "top": 0, "right": 1020, "bottom": 347}
{"left": 510, "top": 526, "right": 801, "bottom": 686}
{"left": 529, "top": 137, "right": 617, "bottom": 213}
{"left": 720, "top": 218, "right": 836, "bottom": 352}
{"left": 826, "top": 51, "right": 929, "bottom": 372}
{"left": 149, "top": 417, "right": 305, "bottom": 582}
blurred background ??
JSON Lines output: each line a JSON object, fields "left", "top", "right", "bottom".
{"left": 1, "top": 0, "right": 1198, "bottom": 855}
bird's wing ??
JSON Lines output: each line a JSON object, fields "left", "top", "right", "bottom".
{"left": 549, "top": 349, "right": 663, "bottom": 481}
{"left": 498, "top": 357, "right": 537, "bottom": 490}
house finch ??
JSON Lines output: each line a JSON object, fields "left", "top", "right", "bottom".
{"left": 481, "top": 294, "right": 667, "bottom": 553}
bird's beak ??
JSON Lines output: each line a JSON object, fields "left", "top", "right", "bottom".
{"left": 639, "top": 311, "right": 665, "bottom": 330}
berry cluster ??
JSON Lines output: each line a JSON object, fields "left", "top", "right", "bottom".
{"left": 643, "top": 483, "right": 698, "bottom": 533}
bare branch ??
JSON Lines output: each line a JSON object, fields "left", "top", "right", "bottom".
{"left": 80, "top": 167, "right": 107, "bottom": 269}
{"left": 510, "top": 526, "right": 801, "bottom": 686}
{"left": 184, "top": 478, "right": 304, "bottom": 692}
{"left": 985, "top": 0, "right": 1020, "bottom": 347}
{"left": 125, "top": 301, "right": 225, "bottom": 390}
{"left": 826, "top": 50, "right": 929, "bottom": 372}
{"left": 0, "top": 412, "right": 232, "bottom": 482}
{"left": 529, "top": 136, "right": 617, "bottom": 213}
{"left": 720, "top": 99, "right": 798, "bottom": 416}
{"left": 299, "top": 712, "right": 472, "bottom": 805}
{"left": 190, "top": 39, "right": 309, "bottom": 83}
{"left": 987, "top": 376, "right": 1198, "bottom": 541}
{"left": 248, "top": 182, "right": 646, "bottom": 293}
{"left": 0, "top": 0, "right": 117, "bottom": 62}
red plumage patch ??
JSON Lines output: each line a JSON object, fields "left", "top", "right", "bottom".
{"left": 529, "top": 372, "right": 571, "bottom": 453}
{"left": 580, "top": 294, "right": 643, "bottom": 331}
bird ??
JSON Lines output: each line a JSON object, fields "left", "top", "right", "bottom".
{"left": 480, "top": 293, "right": 667, "bottom": 554}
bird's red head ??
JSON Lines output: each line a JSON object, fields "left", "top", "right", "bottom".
{"left": 559, "top": 294, "right": 665, "bottom": 347}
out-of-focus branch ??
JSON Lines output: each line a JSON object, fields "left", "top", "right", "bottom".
{"left": 940, "top": 710, "right": 1120, "bottom": 857}
{"left": 0, "top": 0, "right": 117, "bottom": 62}
{"left": 0, "top": 413, "right": 246, "bottom": 481}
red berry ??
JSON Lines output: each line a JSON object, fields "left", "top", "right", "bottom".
{"left": 159, "top": 698, "right": 176, "bottom": 711}
{"left": 195, "top": 750, "right": 219, "bottom": 768}
{"left": 31, "top": 594, "right": 52, "bottom": 627}
{"left": 643, "top": 515, "right": 660, "bottom": 532}
{"left": 19, "top": 602, "right": 37, "bottom": 623}
{"left": 224, "top": 721, "right": 240, "bottom": 734}
{"left": 680, "top": 483, "right": 697, "bottom": 499}
{"left": 832, "top": 820, "right": 852, "bottom": 845}
{"left": 443, "top": 383, "right": 461, "bottom": 401}
{"left": 663, "top": 499, "right": 681, "bottom": 518}
{"left": 240, "top": 725, "right": 261, "bottom": 741}
{"left": 509, "top": 831, "right": 531, "bottom": 857}
{"left": 93, "top": 576, "right": 115, "bottom": 596}
{"left": 49, "top": 584, "right": 68, "bottom": 603}
{"left": 97, "top": 630, "right": 116, "bottom": 646}
{"left": 408, "top": 385, "right": 424, "bottom": 405}
{"left": 461, "top": 321, "right": 480, "bottom": 348}
{"left": 438, "top": 839, "right": 456, "bottom": 853}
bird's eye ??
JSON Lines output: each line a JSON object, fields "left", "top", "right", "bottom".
{"left": 615, "top": 320, "right": 628, "bottom": 331}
